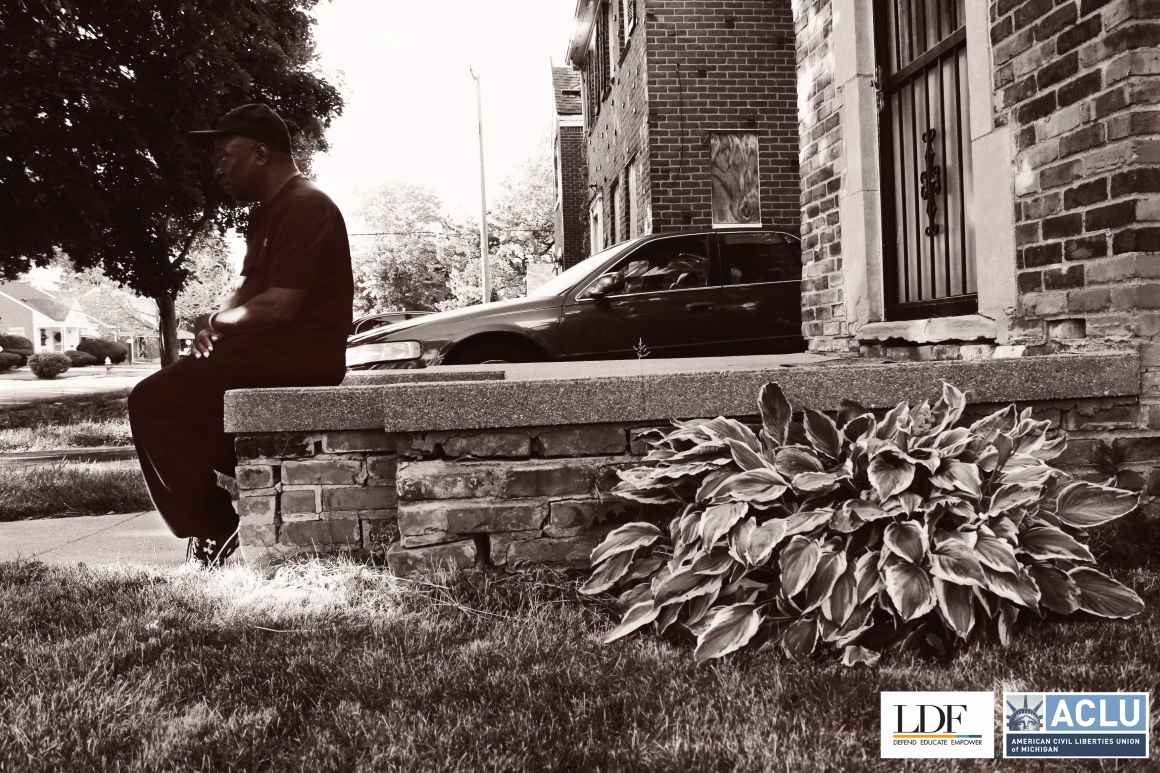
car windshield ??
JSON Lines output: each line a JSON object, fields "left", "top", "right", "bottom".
{"left": 527, "top": 238, "right": 648, "bottom": 297}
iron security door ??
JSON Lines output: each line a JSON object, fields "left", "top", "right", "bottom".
{"left": 876, "top": 0, "right": 976, "bottom": 320}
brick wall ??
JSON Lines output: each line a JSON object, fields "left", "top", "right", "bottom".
{"left": 234, "top": 431, "right": 399, "bottom": 561}
{"left": 990, "top": 0, "right": 1160, "bottom": 348}
{"left": 644, "top": 0, "right": 800, "bottom": 232}
{"left": 555, "top": 124, "right": 590, "bottom": 268}
{"left": 793, "top": 0, "right": 847, "bottom": 350}
{"left": 235, "top": 394, "right": 1160, "bottom": 572}
{"left": 584, "top": 0, "right": 651, "bottom": 246}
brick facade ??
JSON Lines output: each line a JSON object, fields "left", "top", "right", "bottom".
{"left": 552, "top": 67, "right": 590, "bottom": 269}
{"left": 793, "top": 0, "right": 846, "bottom": 348}
{"left": 570, "top": 0, "right": 800, "bottom": 245}
{"left": 991, "top": 0, "right": 1160, "bottom": 350}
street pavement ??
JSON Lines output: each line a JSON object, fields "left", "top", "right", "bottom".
{"left": 0, "top": 363, "right": 160, "bottom": 407}
{"left": 0, "top": 510, "right": 186, "bottom": 567}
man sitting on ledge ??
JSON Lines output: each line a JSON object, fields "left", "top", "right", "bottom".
{"left": 129, "top": 103, "right": 353, "bottom": 567}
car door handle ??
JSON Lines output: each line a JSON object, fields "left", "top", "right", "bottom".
{"left": 686, "top": 302, "right": 715, "bottom": 312}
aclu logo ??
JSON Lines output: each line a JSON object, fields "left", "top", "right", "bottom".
{"left": 1004, "top": 692, "right": 1150, "bottom": 759}
{"left": 880, "top": 691, "right": 994, "bottom": 759}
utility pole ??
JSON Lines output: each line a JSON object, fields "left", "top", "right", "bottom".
{"left": 469, "top": 66, "right": 490, "bottom": 304}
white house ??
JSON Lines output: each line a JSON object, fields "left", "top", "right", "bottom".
{"left": 0, "top": 281, "right": 102, "bottom": 353}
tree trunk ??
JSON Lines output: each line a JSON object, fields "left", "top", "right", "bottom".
{"left": 157, "top": 293, "right": 179, "bottom": 366}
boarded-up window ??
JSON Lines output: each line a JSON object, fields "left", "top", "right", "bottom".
{"left": 710, "top": 133, "right": 761, "bottom": 228}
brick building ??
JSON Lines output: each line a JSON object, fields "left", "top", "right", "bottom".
{"left": 551, "top": 66, "right": 590, "bottom": 269}
{"left": 793, "top": 0, "right": 1160, "bottom": 362}
{"left": 565, "top": 0, "right": 800, "bottom": 250}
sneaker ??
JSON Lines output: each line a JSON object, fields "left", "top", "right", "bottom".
{"left": 186, "top": 526, "right": 240, "bottom": 568}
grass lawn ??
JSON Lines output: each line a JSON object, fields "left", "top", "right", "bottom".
{"left": 0, "top": 417, "right": 133, "bottom": 452}
{"left": 0, "top": 389, "right": 130, "bottom": 433}
{"left": 0, "top": 460, "right": 152, "bottom": 521}
{"left": 1, "top": 559, "right": 1156, "bottom": 772}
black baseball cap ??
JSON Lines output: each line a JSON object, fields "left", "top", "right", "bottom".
{"left": 190, "top": 103, "right": 293, "bottom": 154}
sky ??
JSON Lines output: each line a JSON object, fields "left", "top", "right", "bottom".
{"left": 308, "top": 0, "right": 579, "bottom": 230}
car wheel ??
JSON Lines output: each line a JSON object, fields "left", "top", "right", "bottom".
{"left": 447, "top": 340, "right": 540, "bottom": 365}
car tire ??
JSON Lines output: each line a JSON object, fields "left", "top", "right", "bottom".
{"left": 447, "top": 339, "right": 541, "bottom": 365}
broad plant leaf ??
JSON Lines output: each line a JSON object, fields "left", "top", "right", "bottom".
{"left": 1029, "top": 564, "right": 1081, "bottom": 615}
{"left": 854, "top": 551, "right": 881, "bottom": 604}
{"left": 798, "top": 550, "right": 848, "bottom": 613}
{"left": 868, "top": 448, "right": 916, "bottom": 499}
{"left": 930, "top": 540, "right": 985, "bottom": 587}
{"left": 654, "top": 570, "right": 724, "bottom": 607}
{"left": 1055, "top": 481, "right": 1138, "bottom": 529}
{"left": 694, "top": 603, "right": 762, "bottom": 663}
{"left": 930, "top": 460, "right": 982, "bottom": 498}
{"left": 591, "top": 522, "right": 663, "bottom": 565}
{"left": 580, "top": 550, "right": 637, "bottom": 595}
{"left": 1020, "top": 525, "right": 1096, "bottom": 564}
{"left": 783, "top": 508, "right": 832, "bottom": 537}
{"left": 884, "top": 521, "right": 927, "bottom": 564}
{"left": 981, "top": 566, "right": 1041, "bottom": 609}
{"left": 759, "top": 383, "right": 793, "bottom": 447}
{"left": 701, "top": 417, "right": 761, "bottom": 451}
{"left": 692, "top": 548, "right": 735, "bottom": 576}
{"left": 934, "top": 577, "right": 975, "bottom": 638}
{"left": 718, "top": 468, "right": 789, "bottom": 504}
{"left": 747, "top": 518, "right": 788, "bottom": 565}
{"left": 1069, "top": 567, "right": 1145, "bottom": 619}
{"left": 793, "top": 471, "right": 842, "bottom": 493}
{"left": 774, "top": 446, "right": 824, "bottom": 477}
{"left": 841, "top": 645, "right": 880, "bottom": 667}
{"left": 997, "top": 601, "right": 1020, "bottom": 647}
{"left": 728, "top": 516, "right": 757, "bottom": 565}
{"left": 975, "top": 532, "right": 1020, "bottom": 574}
{"left": 781, "top": 615, "right": 819, "bottom": 660}
{"left": 804, "top": 409, "right": 843, "bottom": 459}
{"left": 604, "top": 600, "right": 661, "bottom": 643}
{"left": 987, "top": 483, "right": 1041, "bottom": 517}
{"left": 843, "top": 414, "right": 876, "bottom": 444}
{"left": 726, "top": 438, "right": 768, "bottom": 472}
{"left": 700, "top": 502, "right": 748, "bottom": 546}
{"left": 882, "top": 555, "right": 937, "bottom": 621}
{"left": 823, "top": 563, "right": 858, "bottom": 625}
{"left": 780, "top": 535, "right": 822, "bottom": 597}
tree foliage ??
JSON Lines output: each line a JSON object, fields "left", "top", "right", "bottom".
{"left": 0, "top": 0, "right": 342, "bottom": 360}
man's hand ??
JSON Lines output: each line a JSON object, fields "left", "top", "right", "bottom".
{"left": 193, "top": 328, "right": 221, "bottom": 358}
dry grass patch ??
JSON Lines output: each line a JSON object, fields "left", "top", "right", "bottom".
{"left": 0, "top": 418, "right": 133, "bottom": 452}
{"left": 0, "top": 460, "right": 151, "bottom": 520}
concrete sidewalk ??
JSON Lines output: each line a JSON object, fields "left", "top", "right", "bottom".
{"left": 0, "top": 363, "right": 159, "bottom": 407}
{"left": 0, "top": 511, "right": 187, "bottom": 567}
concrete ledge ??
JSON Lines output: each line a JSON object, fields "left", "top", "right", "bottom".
{"left": 857, "top": 314, "right": 998, "bottom": 344}
{"left": 225, "top": 369, "right": 504, "bottom": 433}
{"left": 372, "top": 352, "right": 1138, "bottom": 432}
{"left": 224, "top": 352, "right": 1139, "bottom": 434}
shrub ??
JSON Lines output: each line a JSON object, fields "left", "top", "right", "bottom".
{"left": 27, "top": 353, "right": 71, "bottom": 379}
{"left": 0, "top": 352, "right": 20, "bottom": 372}
{"left": 78, "top": 337, "right": 129, "bottom": 365}
{"left": 585, "top": 381, "right": 1144, "bottom": 665}
{"left": 64, "top": 350, "right": 100, "bottom": 367}
{"left": 0, "top": 335, "right": 33, "bottom": 366}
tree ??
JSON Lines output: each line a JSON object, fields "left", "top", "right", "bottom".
{"left": 0, "top": 0, "right": 342, "bottom": 363}
{"left": 441, "top": 148, "right": 557, "bottom": 309}
{"left": 351, "top": 182, "right": 453, "bottom": 313}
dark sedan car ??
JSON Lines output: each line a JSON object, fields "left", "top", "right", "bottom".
{"left": 346, "top": 229, "right": 804, "bottom": 369}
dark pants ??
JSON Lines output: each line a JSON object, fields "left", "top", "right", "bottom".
{"left": 129, "top": 336, "right": 343, "bottom": 539}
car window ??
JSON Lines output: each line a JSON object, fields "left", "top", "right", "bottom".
{"left": 608, "top": 236, "right": 711, "bottom": 295}
{"left": 719, "top": 233, "right": 801, "bottom": 285}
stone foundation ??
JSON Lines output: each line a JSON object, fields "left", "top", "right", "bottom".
{"left": 227, "top": 352, "right": 1155, "bottom": 574}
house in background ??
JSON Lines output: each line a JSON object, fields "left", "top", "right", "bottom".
{"left": 565, "top": 0, "right": 800, "bottom": 249}
{"left": 552, "top": 65, "right": 590, "bottom": 269}
{"left": 0, "top": 281, "right": 101, "bottom": 353}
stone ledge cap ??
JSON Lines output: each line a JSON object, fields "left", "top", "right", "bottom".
{"left": 857, "top": 314, "right": 998, "bottom": 344}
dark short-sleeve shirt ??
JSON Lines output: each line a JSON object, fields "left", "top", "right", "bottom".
{"left": 237, "top": 175, "right": 353, "bottom": 367}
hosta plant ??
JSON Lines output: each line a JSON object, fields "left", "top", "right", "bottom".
{"left": 582, "top": 381, "right": 1144, "bottom": 665}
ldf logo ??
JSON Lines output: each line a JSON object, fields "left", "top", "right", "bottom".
{"left": 880, "top": 692, "right": 994, "bottom": 759}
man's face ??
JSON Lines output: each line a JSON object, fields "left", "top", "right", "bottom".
{"left": 212, "top": 136, "right": 264, "bottom": 202}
